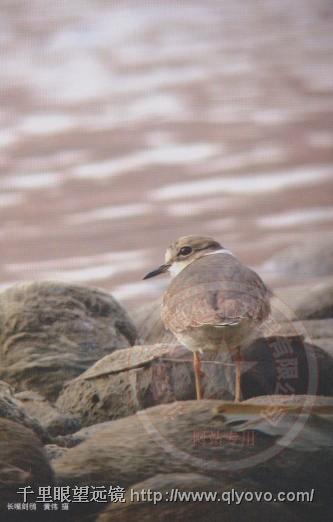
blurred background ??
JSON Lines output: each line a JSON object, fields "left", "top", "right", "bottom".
{"left": 0, "top": 0, "right": 332, "bottom": 311}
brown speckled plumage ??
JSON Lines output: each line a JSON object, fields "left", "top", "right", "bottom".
{"left": 162, "top": 253, "right": 270, "bottom": 352}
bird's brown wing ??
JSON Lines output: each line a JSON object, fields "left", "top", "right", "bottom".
{"left": 162, "top": 254, "right": 271, "bottom": 333}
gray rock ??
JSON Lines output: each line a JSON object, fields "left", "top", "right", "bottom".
{"left": 294, "top": 279, "right": 333, "bottom": 320}
{"left": 15, "top": 390, "right": 81, "bottom": 437}
{"left": 56, "top": 333, "right": 333, "bottom": 426}
{"left": 0, "top": 380, "right": 49, "bottom": 443}
{"left": 44, "top": 443, "right": 69, "bottom": 462}
{"left": 0, "top": 281, "right": 137, "bottom": 400}
{"left": 260, "top": 316, "right": 333, "bottom": 358}
{"left": 57, "top": 420, "right": 116, "bottom": 448}
{"left": 53, "top": 397, "right": 333, "bottom": 521}
{"left": 0, "top": 418, "right": 54, "bottom": 521}
{"left": 97, "top": 473, "right": 299, "bottom": 522}
{"left": 241, "top": 335, "right": 333, "bottom": 399}
{"left": 53, "top": 396, "right": 333, "bottom": 485}
{"left": 55, "top": 343, "right": 234, "bottom": 426}
{"left": 274, "top": 318, "right": 333, "bottom": 343}
{"left": 261, "top": 240, "right": 333, "bottom": 278}
{"left": 271, "top": 277, "right": 333, "bottom": 321}
{"left": 131, "top": 298, "right": 175, "bottom": 345}
{"left": 244, "top": 394, "right": 333, "bottom": 407}
{"left": 313, "top": 337, "right": 333, "bottom": 357}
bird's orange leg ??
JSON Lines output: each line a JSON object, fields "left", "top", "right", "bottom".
{"left": 193, "top": 351, "right": 203, "bottom": 400}
{"left": 234, "top": 346, "right": 242, "bottom": 402}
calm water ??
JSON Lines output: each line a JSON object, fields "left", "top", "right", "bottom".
{"left": 0, "top": 0, "right": 333, "bottom": 308}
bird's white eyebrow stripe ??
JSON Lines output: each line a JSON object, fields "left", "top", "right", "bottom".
{"left": 203, "top": 248, "right": 234, "bottom": 257}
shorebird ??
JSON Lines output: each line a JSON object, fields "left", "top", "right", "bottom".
{"left": 143, "top": 235, "right": 271, "bottom": 401}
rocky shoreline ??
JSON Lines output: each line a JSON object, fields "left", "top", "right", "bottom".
{"left": 0, "top": 244, "right": 333, "bottom": 521}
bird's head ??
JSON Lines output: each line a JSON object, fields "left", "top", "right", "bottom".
{"left": 143, "top": 235, "right": 223, "bottom": 279}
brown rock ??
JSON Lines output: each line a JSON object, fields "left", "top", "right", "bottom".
{"left": 56, "top": 334, "right": 333, "bottom": 426}
{"left": 241, "top": 335, "right": 333, "bottom": 399}
{"left": 314, "top": 337, "right": 333, "bottom": 357}
{"left": 15, "top": 390, "right": 81, "bottom": 437}
{"left": 0, "top": 418, "right": 54, "bottom": 520}
{"left": 53, "top": 396, "right": 333, "bottom": 485}
{"left": 257, "top": 317, "right": 333, "bottom": 366}
{"left": 55, "top": 344, "right": 234, "bottom": 426}
{"left": 0, "top": 281, "right": 137, "bottom": 400}
{"left": 44, "top": 444, "right": 69, "bottom": 462}
{"left": 56, "top": 420, "right": 116, "bottom": 448}
{"left": 0, "top": 380, "right": 49, "bottom": 443}
{"left": 274, "top": 277, "right": 333, "bottom": 321}
{"left": 295, "top": 283, "right": 333, "bottom": 319}
{"left": 53, "top": 397, "right": 333, "bottom": 520}
{"left": 269, "top": 318, "right": 333, "bottom": 349}
{"left": 261, "top": 241, "right": 333, "bottom": 278}
{"left": 131, "top": 298, "right": 174, "bottom": 345}
{"left": 97, "top": 473, "right": 299, "bottom": 522}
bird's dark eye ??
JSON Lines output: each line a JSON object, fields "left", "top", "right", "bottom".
{"left": 179, "top": 246, "right": 192, "bottom": 256}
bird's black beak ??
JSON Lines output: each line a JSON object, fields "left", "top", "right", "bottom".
{"left": 143, "top": 263, "right": 170, "bottom": 280}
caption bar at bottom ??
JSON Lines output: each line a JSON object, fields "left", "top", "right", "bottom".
{"left": 6, "top": 486, "right": 315, "bottom": 511}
